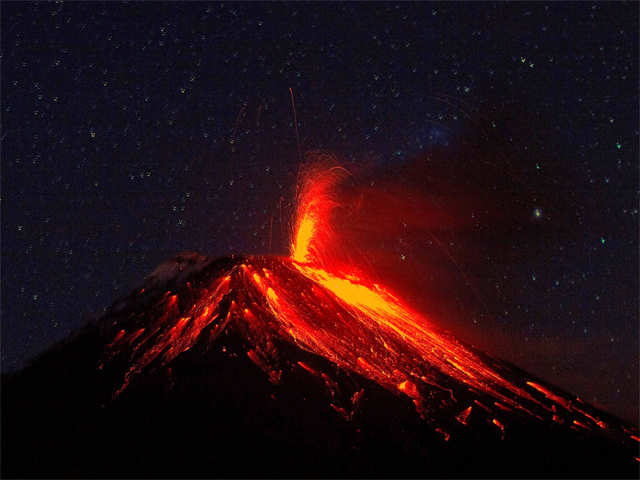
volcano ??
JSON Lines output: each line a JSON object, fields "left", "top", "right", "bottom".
{"left": 3, "top": 161, "right": 639, "bottom": 477}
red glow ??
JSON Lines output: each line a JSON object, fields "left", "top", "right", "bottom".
{"left": 435, "top": 427, "right": 451, "bottom": 441}
{"left": 456, "top": 406, "right": 473, "bottom": 425}
{"left": 526, "top": 381, "right": 572, "bottom": 410}
{"left": 297, "top": 361, "right": 320, "bottom": 377}
{"left": 492, "top": 418, "right": 506, "bottom": 439}
{"left": 104, "top": 160, "right": 639, "bottom": 451}
{"left": 291, "top": 160, "right": 349, "bottom": 266}
{"left": 572, "top": 406, "right": 607, "bottom": 430}
{"left": 573, "top": 419, "right": 590, "bottom": 430}
{"left": 107, "top": 329, "right": 126, "bottom": 348}
{"left": 398, "top": 380, "right": 420, "bottom": 399}
{"left": 494, "top": 402, "right": 513, "bottom": 412}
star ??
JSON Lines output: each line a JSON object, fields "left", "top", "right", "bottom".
{"left": 533, "top": 208, "right": 543, "bottom": 219}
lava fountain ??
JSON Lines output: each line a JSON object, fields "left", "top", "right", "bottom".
{"left": 103, "top": 154, "right": 638, "bottom": 452}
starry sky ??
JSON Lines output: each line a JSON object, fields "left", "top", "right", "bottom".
{"left": 2, "top": 2, "right": 638, "bottom": 422}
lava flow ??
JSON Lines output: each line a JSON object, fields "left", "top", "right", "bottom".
{"left": 103, "top": 157, "right": 638, "bottom": 451}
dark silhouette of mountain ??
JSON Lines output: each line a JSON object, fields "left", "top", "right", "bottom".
{"left": 3, "top": 253, "right": 638, "bottom": 478}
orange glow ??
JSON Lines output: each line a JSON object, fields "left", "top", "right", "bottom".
{"left": 351, "top": 388, "right": 365, "bottom": 405}
{"left": 494, "top": 401, "right": 513, "bottom": 412}
{"left": 330, "top": 403, "right": 350, "bottom": 420}
{"left": 266, "top": 287, "right": 278, "bottom": 303}
{"left": 128, "top": 328, "right": 145, "bottom": 343}
{"left": 456, "top": 406, "right": 473, "bottom": 425}
{"left": 398, "top": 380, "right": 420, "bottom": 399}
{"left": 290, "top": 161, "right": 349, "bottom": 265}
{"left": 526, "top": 381, "right": 571, "bottom": 410}
{"left": 104, "top": 159, "right": 637, "bottom": 459}
{"left": 292, "top": 214, "right": 316, "bottom": 264}
{"left": 297, "top": 361, "right": 320, "bottom": 376}
{"left": 281, "top": 164, "right": 560, "bottom": 415}
{"left": 435, "top": 427, "right": 450, "bottom": 441}
{"left": 474, "top": 400, "right": 491, "bottom": 412}
{"left": 167, "top": 294, "right": 178, "bottom": 308}
{"left": 108, "top": 329, "right": 126, "bottom": 348}
{"left": 525, "top": 381, "right": 614, "bottom": 430}
{"left": 573, "top": 419, "right": 590, "bottom": 430}
{"left": 287, "top": 258, "right": 546, "bottom": 409}
{"left": 572, "top": 406, "right": 607, "bottom": 430}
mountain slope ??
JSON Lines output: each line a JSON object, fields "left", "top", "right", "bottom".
{"left": 3, "top": 252, "right": 638, "bottom": 478}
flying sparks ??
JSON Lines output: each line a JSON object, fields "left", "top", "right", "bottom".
{"left": 103, "top": 157, "right": 638, "bottom": 452}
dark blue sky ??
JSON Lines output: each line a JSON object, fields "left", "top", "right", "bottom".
{"left": 2, "top": 2, "right": 637, "bottom": 422}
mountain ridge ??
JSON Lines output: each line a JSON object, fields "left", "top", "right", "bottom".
{"left": 3, "top": 252, "right": 638, "bottom": 477}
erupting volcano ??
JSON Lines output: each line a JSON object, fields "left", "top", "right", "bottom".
{"left": 3, "top": 156, "right": 639, "bottom": 477}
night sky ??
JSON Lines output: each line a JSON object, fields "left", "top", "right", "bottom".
{"left": 2, "top": 2, "right": 638, "bottom": 422}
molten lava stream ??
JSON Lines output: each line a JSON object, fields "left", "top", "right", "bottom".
{"left": 283, "top": 163, "right": 548, "bottom": 415}
{"left": 104, "top": 159, "right": 639, "bottom": 451}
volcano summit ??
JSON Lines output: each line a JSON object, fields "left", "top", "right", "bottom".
{"left": 3, "top": 161, "right": 638, "bottom": 477}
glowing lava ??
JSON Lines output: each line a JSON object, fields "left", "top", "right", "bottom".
{"left": 291, "top": 161, "right": 349, "bottom": 266}
{"left": 285, "top": 162, "right": 543, "bottom": 410}
{"left": 103, "top": 159, "right": 638, "bottom": 451}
